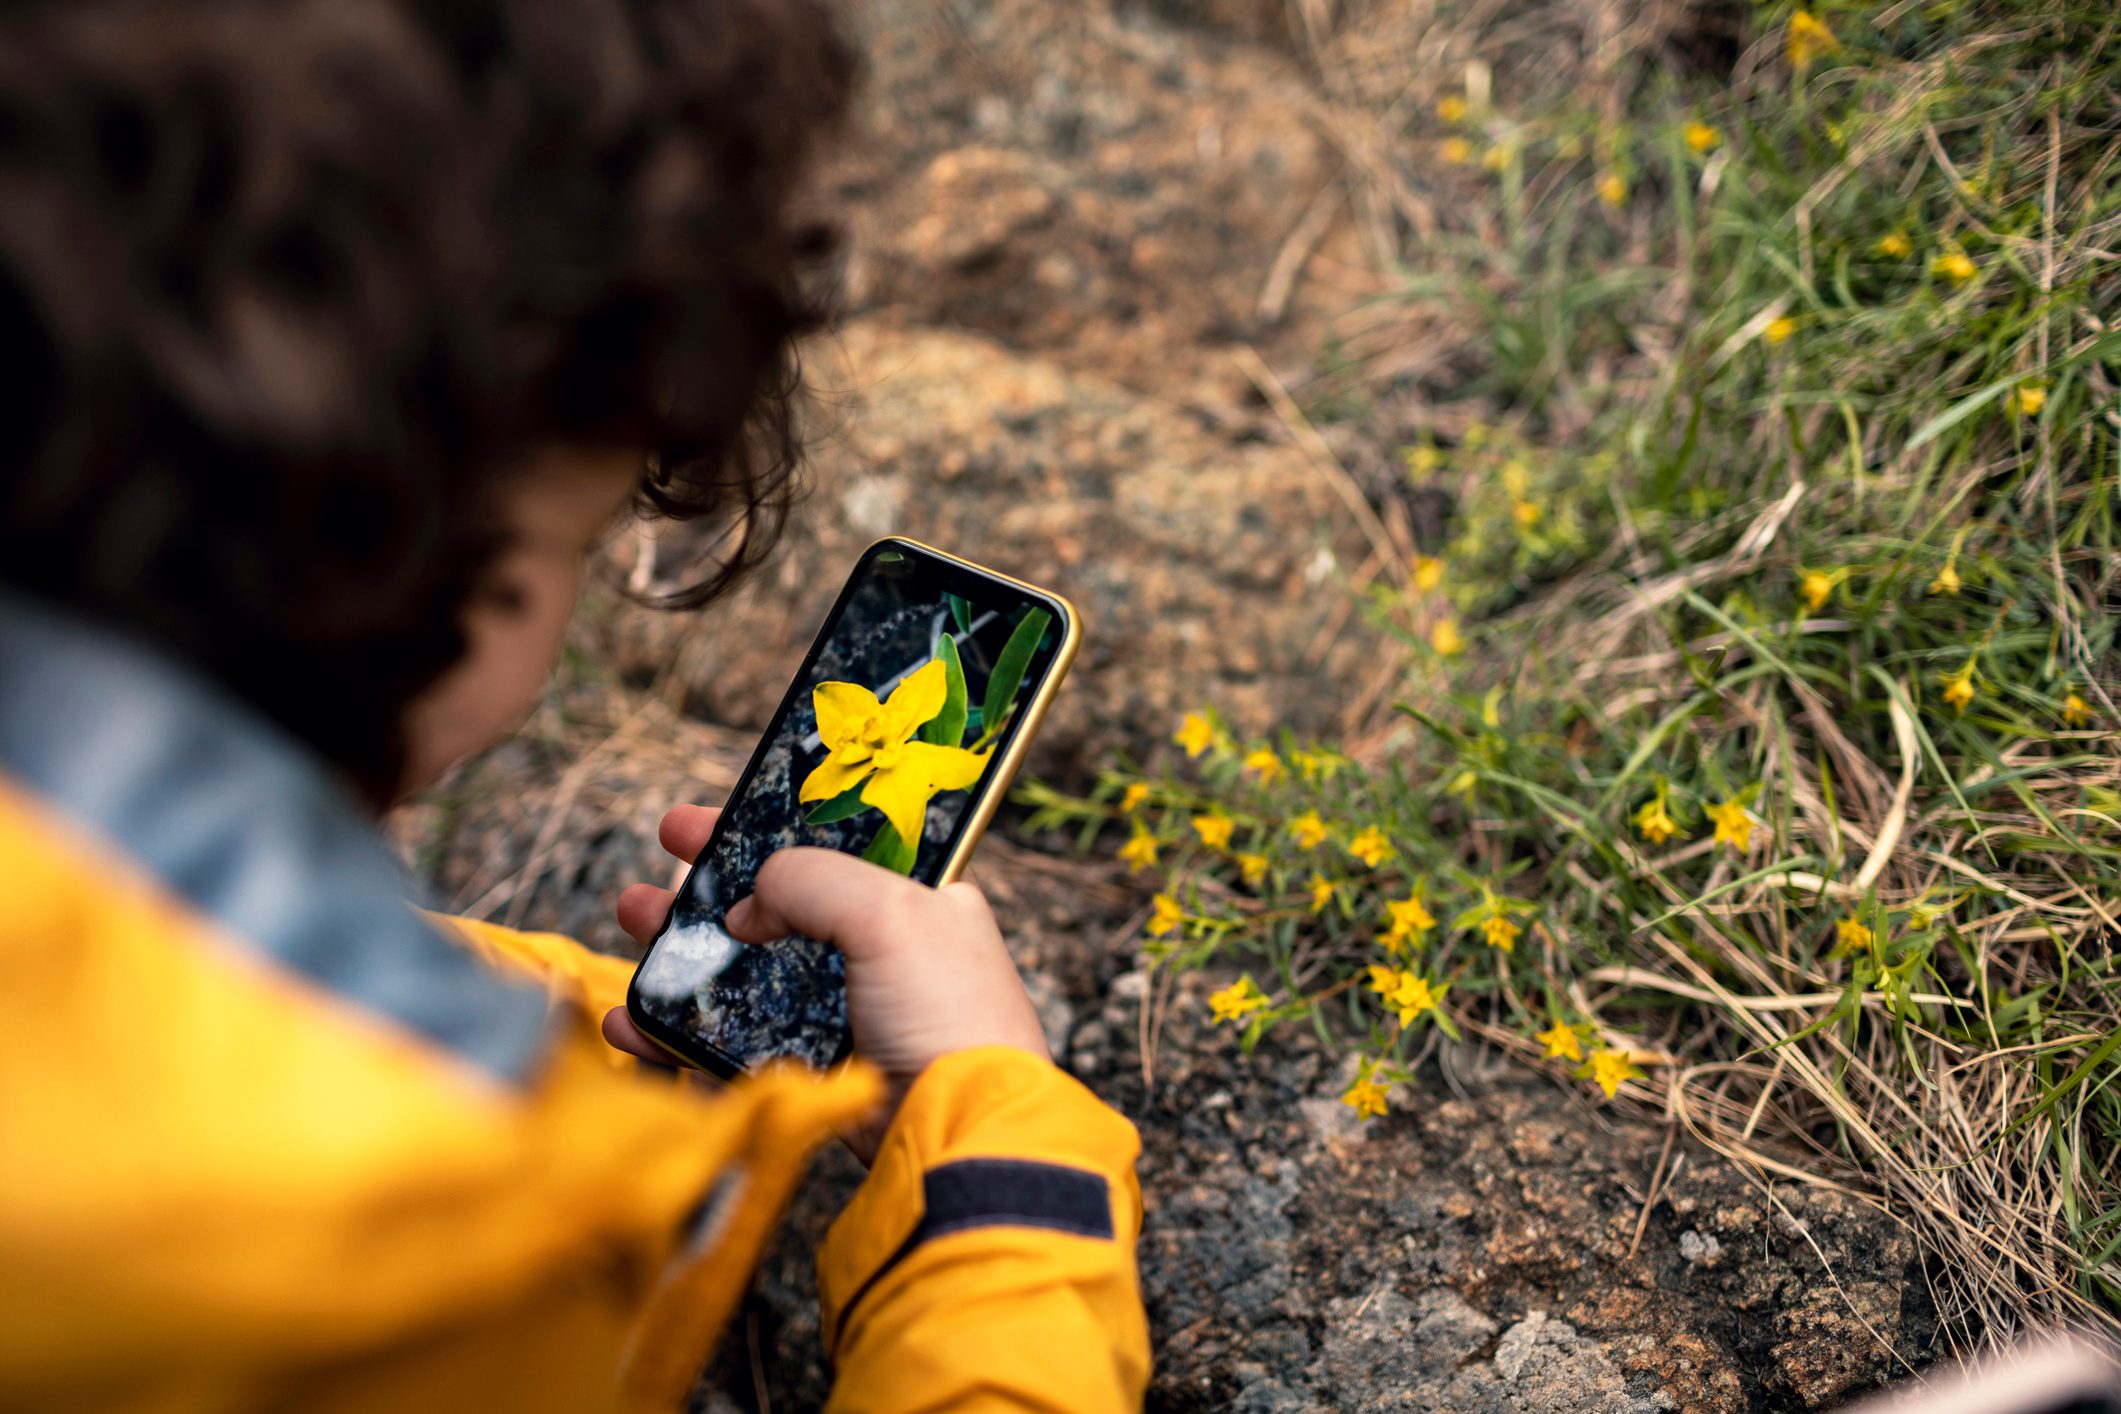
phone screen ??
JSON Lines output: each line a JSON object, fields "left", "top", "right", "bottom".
{"left": 628, "top": 540, "right": 1069, "bottom": 1075}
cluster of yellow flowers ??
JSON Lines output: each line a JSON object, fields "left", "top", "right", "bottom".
{"left": 1534, "top": 1022, "right": 1646, "bottom": 1098}
{"left": 1629, "top": 783, "right": 1757, "bottom": 853}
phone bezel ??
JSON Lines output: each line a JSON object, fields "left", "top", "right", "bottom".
{"left": 623, "top": 535, "right": 1081, "bottom": 1079}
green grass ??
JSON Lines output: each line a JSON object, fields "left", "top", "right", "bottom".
{"left": 1027, "top": 0, "right": 2120, "bottom": 1347}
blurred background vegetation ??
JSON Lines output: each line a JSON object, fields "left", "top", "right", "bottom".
{"left": 1038, "top": 0, "right": 2120, "bottom": 1348}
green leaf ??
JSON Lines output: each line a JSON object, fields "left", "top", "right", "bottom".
{"left": 917, "top": 634, "right": 969, "bottom": 747}
{"left": 804, "top": 784, "right": 871, "bottom": 826}
{"left": 980, "top": 608, "right": 1052, "bottom": 743}
{"left": 861, "top": 819, "right": 918, "bottom": 875}
{"left": 945, "top": 592, "right": 975, "bottom": 638}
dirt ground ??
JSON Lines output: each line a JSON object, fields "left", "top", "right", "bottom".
{"left": 397, "top": 0, "right": 1943, "bottom": 1407}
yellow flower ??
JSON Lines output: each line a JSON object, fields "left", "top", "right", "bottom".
{"left": 1404, "top": 445, "right": 1443, "bottom": 476}
{"left": 1412, "top": 555, "right": 1445, "bottom": 592}
{"left": 1147, "top": 893, "right": 1185, "bottom": 939}
{"left": 801, "top": 659, "right": 993, "bottom": 847}
{"left": 1367, "top": 963, "right": 1402, "bottom": 997}
{"left": 1835, "top": 916, "right": 1873, "bottom": 952}
{"left": 1175, "top": 711, "right": 1217, "bottom": 758}
{"left": 1633, "top": 796, "right": 1681, "bottom": 846}
{"left": 1289, "top": 810, "right": 1328, "bottom": 850}
{"left": 1348, "top": 826, "right": 1395, "bottom": 869}
{"left": 1437, "top": 94, "right": 1468, "bottom": 124}
{"left": 1243, "top": 748, "right": 1285, "bottom": 785}
{"left": 1874, "top": 230, "right": 1913, "bottom": 259}
{"left": 1383, "top": 894, "right": 1437, "bottom": 943}
{"left": 1192, "top": 811, "right": 1235, "bottom": 851}
{"left": 1308, "top": 873, "right": 1337, "bottom": 913}
{"left": 1511, "top": 498, "right": 1542, "bottom": 528}
{"left": 1581, "top": 1048, "right": 1645, "bottom": 1099}
{"left": 1786, "top": 10, "right": 1841, "bottom": 69}
{"left": 2012, "top": 383, "right": 2047, "bottom": 417}
{"left": 1799, "top": 568, "right": 1835, "bottom": 612}
{"left": 1386, "top": 973, "right": 1439, "bottom": 1026}
{"left": 1684, "top": 121, "right": 1721, "bottom": 153}
{"left": 1537, "top": 1022, "right": 1585, "bottom": 1062}
{"left": 1931, "top": 250, "right": 1977, "bottom": 284}
{"left": 1342, "top": 1063, "right": 1390, "bottom": 1120}
{"left": 1119, "top": 782, "right": 1151, "bottom": 813}
{"left": 1431, "top": 619, "right": 1465, "bottom": 656}
{"left": 1482, "top": 914, "right": 1521, "bottom": 953}
{"left": 1440, "top": 137, "right": 1472, "bottom": 165}
{"left": 1941, "top": 663, "right": 1975, "bottom": 713}
{"left": 1765, "top": 316, "right": 1798, "bottom": 346}
{"left": 1118, "top": 827, "right": 1159, "bottom": 872}
{"left": 1209, "top": 977, "right": 1267, "bottom": 1025}
{"left": 1597, "top": 172, "right": 1627, "bottom": 207}
{"left": 2062, "top": 691, "right": 2094, "bottom": 728}
{"left": 1236, "top": 852, "right": 1270, "bottom": 885}
{"left": 1928, "top": 562, "right": 1961, "bottom": 596}
{"left": 1707, "top": 797, "right": 1754, "bottom": 853}
{"left": 1481, "top": 145, "right": 1510, "bottom": 172}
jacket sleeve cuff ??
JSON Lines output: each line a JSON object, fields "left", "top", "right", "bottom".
{"left": 815, "top": 1045, "right": 1143, "bottom": 1346}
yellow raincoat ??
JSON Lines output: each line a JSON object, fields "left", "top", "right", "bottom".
{"left": 0, "top": 597, "right": 1149, "bottom": 1412}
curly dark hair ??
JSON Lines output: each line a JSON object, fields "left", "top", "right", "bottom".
{"left": 0, "top": 0, "right": 853, "bottom": 801}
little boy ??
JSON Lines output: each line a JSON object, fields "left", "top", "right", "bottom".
{"left": 0, "top": 1, "right": 1148, "bottom": 1409}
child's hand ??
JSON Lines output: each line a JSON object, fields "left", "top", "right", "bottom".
{"left": 601, "top": 803, "right": 1050, "bottom": 1160}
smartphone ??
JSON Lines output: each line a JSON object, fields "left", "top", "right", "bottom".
{"left": 625, "top": 537, "right": 1080, "bottom": 1078}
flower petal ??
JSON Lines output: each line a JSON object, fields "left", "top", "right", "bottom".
{"left": 859, "top": 742, "right": 993, "bottom": 845}
{"left": 813, "top": 681, "right": 882, "bottom": 753}
{"left": 879, "top": 659, "right": 950, "bottom": 742}
{"left": 899, "top": 740, "right": 994, "bottom": 793}
{"left": 799, "top": 753, "right": 874, "bottom": 804}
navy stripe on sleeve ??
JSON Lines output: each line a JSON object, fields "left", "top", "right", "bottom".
{"left": 837, "top": 1158, "right": 1114, "bottom": 1338}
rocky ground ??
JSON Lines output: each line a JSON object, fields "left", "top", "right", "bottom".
{"left": 399, "top": 0, "right": 1943, "bottom": 1407}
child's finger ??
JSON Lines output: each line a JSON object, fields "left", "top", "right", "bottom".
{"left": 723, "top": 846, "right": 931, "bottom": 960}
{"left": 656, "top": 804, "right": 721, "bottom": 863}
{"left": 617, "top": 882, "right": 676, "bottom": 945}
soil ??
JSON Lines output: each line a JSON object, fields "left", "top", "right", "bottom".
{"left": 398, "top": 0, "right": 1943, "bottom": 1406}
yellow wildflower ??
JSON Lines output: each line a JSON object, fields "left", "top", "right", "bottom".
{"left": 1597, "top": 172, "right": 1627, "bottom": 207}
{"left": 1440, "top": 137, "right": 1472, "bottom": 165}
{"left": 1437, "top": 94, "right": 1468, "bottom": 123}
{"left": 1192, "top": 811, "right": 1235, "bottom": 851}
{"left": 2012, "top": 383, "right": 2047, "bottom": 417}
{"left": 1684, "top": 121, "right": 1720, "bottom": 153}
{"left": 1481, "top": 145, "right": 1510, "bottom": 172}
{"left": 1119, "top": 782, "right": 1151, "bottom": 813}
{"left": 1874, "top": 231, "right": 1913, "bottom": 259}
{"left": 1348, "top": 825, "right": 1395, "bottom": 869}
{"left": 1835, "top": 916, "right": 1873, "bottom": 952}
{"left": 1482, "top": 914, "right": 1521, "bottom": 953}
{"left": 1386, "top": 973, "right": 1439, "bottom": 1026}
{"left": 1367, "top": 963, "right": 1402, "bottom": 997}
{"left": 1431, "top": 619, "right": 1466, "bottom": 656}
{"left": 1537, "top": 1022, "right": 1584, "bottom": 1062}
{"left": 1243, "top": 748, "right": 1285, "bottom": 785}
{"left": 1308, "top": 873, "right": 1337, "bottom": 913}
{"left": 1384, "top": 894, "right": 1437, "bottom": 942}
{"left": 800, "top": 660, "right": 993, "bottom": 847}
{"left": 1236, "top": 852, "right": 1270, "bottom": 885}
{"left": 1928, "top": 562, "right": 1960, "bottom": 597}
{"left": 1404, "top": 444, "right": 1443, "bottom": 476}
{"left": 1412, "top": 555, "right": 1445, "bottom": 592}
{"left": 1289, "top": 810, "right": 1328, "bottom": 850}
{"left": 1209, "top": 977, "right": 1267, "bottom": 1025}
{"left": 1765, "top": 316, "right": 1798, "bottom": 346}
{"left": 1342, "top": 1062, "right": 1390, "bottom": 1120}
{"left": 1118, "top": 827, "right": 1159, "bottom": 872}
{"left": 1633, "top": 795, "right": 1681, "bottom": 846}
{"left": 1940, "top": 663, "right": 1975, "bottom": 713}
{"left": 2062, "top": 691, "right": 2094, "bottom": 728}
{"left": 1931, "top": 250, "right": 1977, "bottom": 284}
{"left": 1175, "top": 711, "right": 1217, "bottom": 758}
{"left": 1786, "top": 10, "right": 1841, "bottom": 69}
{"left": 1799, "top": 568, "right": 1835, "bottom": 612}
{"left": 1147, "top": 893, "right": 1185, "bottom": 939}
{"left": 1707, "top": 797, "right": 1753, "bottom": 852}
{"left": 1581, "top": 1048, "right": 1645, "bottom": 1099}
{"left": 1512, "top": 499, "right": 1542, "bottom": 528}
